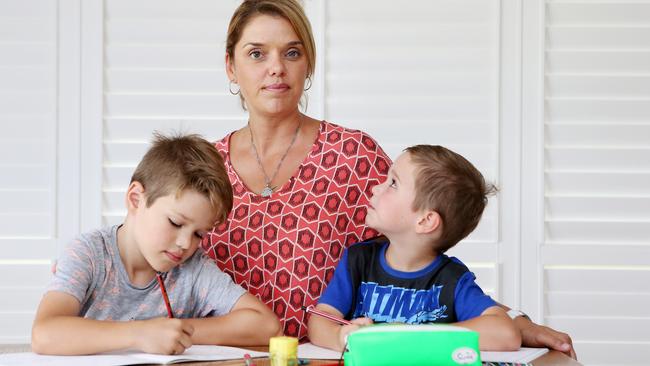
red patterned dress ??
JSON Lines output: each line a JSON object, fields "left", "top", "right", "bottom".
{"left": 202, "top": 121, "right": 391, "bottom": 340}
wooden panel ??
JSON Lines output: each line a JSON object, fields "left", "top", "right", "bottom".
{"left": 105, "top": 45, "right": 223, "bottom": 69}
{"left": 106, "top": 19, "right": 227, "bottom": 44}
{"left": 546, "top": 123, "right": 650, "bottom": 146}
{"left": 0, "top": 91, "right": 55, "bottom": 115}
{"left": 0, "top": 44, "right": 55, "bottom": 66}
{"left": 0, "top": 239, "right": 56, "bottom": 261}
{"left": 2, "top": 288, "right": 45, "bottom": 312}
{"left": 105, "top": 0, "right": 236, "bottom": 20}
{"left": 0, "top": 116, "right": 51, "bottom": 139}
{"left": 327, "top": 96, "right": 492, "bottom": 121}
{"left": 446, "top": 242, "right": 497, "bottom": 264}
{"left": 103, "top": 142, "right": 148, "bottom": 166}
{"left": 0, "top": 139, "right": 55, "bottom": 165}
{"left": 103, "top": 166, "right": 136, "bottom": 190}
{"left": 0, "top": 263, "right": 52, "bottom": 287}
{"left": 545, "top": 147, "right": 650, "bottom": 171}
{"left": 546, "top": 98, "right": 650, "bottom": 122}
{"left": 543, "top": 244, "right": 650, "bottom": 266}
{"left": 546, "top": 50, "right": 650, "bottom": 73}
{"left": 104, "top": 93, "right": 241, "bottom": 117}
{"left": 106, "top": 69, "right": 225, "bottom": 93}
{"left": 0, "top": 166, "right": 52, "bottom": 190}
{"left": 328, "top": 0, "right": 492, "bottom": 23}
{"left": 545, "top": 317, "right": 650, "bottom": 342}
{"left": 547, "top": 26, "right": 650, "bottom": 49}
{"left": 547, "top": 2, "right": 650, "bottom": 25}
{"left": 545, "top": 267, "right": 650, "bottom": 292}
{"left": 0, "top": 313, "right": 37, "bottom": 343}
{"left": 327, "top": 48, "right": 493, "bottom": 73}
{"left": 104, "top": 118, "right": 243, "bottom": 141}
{"left": 546, "top": 196, "right": 650, "bottom": 220}
{"left": 0, "top": 214, "right": 51, "bottom": 237}
{"left": 545, "top": 220, "right": 650, "bottom": 243}
{"left": 0, "top": 66, "right": 55, "bottom": 91}
{"left": 546, "top": 171, "right": 650, "bottom": 196}
{"left": 328, "top": 73, "right": 491, "bottom": 98}
{"left": 0, "top": 190, "right": 51, "bottom": 214}
{"left": 547, "top": 292, "right": 650, "bottom": 317}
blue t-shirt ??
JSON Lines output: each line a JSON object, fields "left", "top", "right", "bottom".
{"left": 319, "top": 238, "right": 496, "bottom": 323}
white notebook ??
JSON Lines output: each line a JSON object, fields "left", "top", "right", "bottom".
{"left": 0, "top": 345, "right": 269, "bottom": 366}
{"left": 481, "top": 347, "right": 549, "bottom": 363}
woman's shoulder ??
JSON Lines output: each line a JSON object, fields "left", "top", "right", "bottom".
{"left": 321, "top": 121, "right": 389, "bottom": 159}
{"left": 213, "top": 131, "right": 234, "bottom": 154}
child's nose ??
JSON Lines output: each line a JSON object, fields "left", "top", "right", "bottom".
{"left": 176, "top": 234, "right": 192, "bottom": 250}
{"left": 371, "top": 182, "right": 382, "bottom": 195}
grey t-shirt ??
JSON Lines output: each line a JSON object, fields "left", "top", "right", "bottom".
{"left": 48, "top": 225, "right": 246, "bottom": 320}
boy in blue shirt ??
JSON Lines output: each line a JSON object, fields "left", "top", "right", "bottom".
{"left": 32, "top": 133, "right": 281, "bottom": 355}
{"left": 308, "top": 145, "right": 521, "bottom": 351}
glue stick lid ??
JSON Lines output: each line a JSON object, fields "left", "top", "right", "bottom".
{"left": 269, "top": 336, "right": 298, "bottom": 357}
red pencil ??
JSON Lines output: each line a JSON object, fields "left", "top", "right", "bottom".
{"left": 302, "top": 305, "right": 351, "bottom": 325}
{"left": 156, "top": 272, "right": 174, "bottom": 318}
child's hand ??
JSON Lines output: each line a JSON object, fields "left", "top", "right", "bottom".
{"left": 134, "top": 318, "right": 194, "bottom": 355}
{"left": 337, "top": 317, "right": 373, "bottom": 349}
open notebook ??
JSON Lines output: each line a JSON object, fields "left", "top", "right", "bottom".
{"left": 0, "top": 345, "right": 269, "bottom": 366}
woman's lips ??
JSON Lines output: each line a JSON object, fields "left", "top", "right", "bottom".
{"left": 264, "top": 83, "right": 289, "bottom": 91}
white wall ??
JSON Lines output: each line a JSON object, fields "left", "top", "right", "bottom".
{"left": 0, "top": 0, "right": 648, "bottom": 364}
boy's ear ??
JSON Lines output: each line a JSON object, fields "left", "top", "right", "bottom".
{"left": 415, "top": 210, "right": 442, "bottom": 234}
{"left": 125, "top": 181, "right": 146, "bottom": 213}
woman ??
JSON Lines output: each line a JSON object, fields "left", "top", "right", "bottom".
{"left": 203, "top": 0, "right": 575, "bottom": 358}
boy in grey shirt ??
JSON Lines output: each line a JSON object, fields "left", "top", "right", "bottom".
{"left": 32, "top": 133, "right": 281, "bottom": 355}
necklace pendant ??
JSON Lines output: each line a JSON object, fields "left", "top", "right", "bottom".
{"left": 261, "top": 186, "right": 274, "bottom": 197}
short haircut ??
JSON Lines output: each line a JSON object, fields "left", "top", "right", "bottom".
{"left": 405, "top": 145, "right": 497, "bottom": 253}
{"left": 130, "top": 132, "right": 233, "bottom": 224}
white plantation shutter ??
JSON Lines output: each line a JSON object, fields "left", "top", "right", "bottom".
{"left": 0, "top": 0, "right": 59, "bottom": 342}
{"left": 102, "top": 0, "right": 247, "bottom": 226}
{"left": 326, "top": 0, "right": 502, "bottom": 297}
{"left": 2, "top": 1, "right": 650, "bottom": 361}
{"left": 542, "top": 1, "right": 650, "bottom": 364}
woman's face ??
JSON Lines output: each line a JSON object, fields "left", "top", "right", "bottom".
{"left": 226, "top": 14, "right": 309, "bottom": 117}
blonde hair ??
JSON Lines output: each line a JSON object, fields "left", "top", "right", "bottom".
{"left": 131, "top": 132, "right": 233, "bottom": 224}
{"left": 226, "top": 0, "right": 316, "bottom": 109}
{"left": 405, "top": 145, "right": 497, "bottom": 253}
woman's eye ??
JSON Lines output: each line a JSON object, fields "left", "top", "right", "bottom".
{"left": 168, "top": 219, "right": 181, "bottom": 228}
{"left": 194, "top": 232, "right": 205, "bottom": 239}
{"left": 389, "top": 179, "right": 397, "bottom": 188}
{"left": 249, "top": 50, "right": 263, "bottom": 59}
{"left": 286, "top": 49, "right": 300, "bottom": 58}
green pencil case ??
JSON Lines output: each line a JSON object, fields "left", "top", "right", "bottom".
{"left": 343, "top": 324, "right": 481, "bottom": 366}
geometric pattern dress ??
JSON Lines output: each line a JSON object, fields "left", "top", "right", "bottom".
{"left": 202, "top": 121, "right": 391, "bottom": 340}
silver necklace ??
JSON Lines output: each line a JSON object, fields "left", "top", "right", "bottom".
{"left": 248, "top": 117, "right": 302, "bottom": 197}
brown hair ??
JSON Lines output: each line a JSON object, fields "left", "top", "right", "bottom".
{"left": 131, "top": 132, "right": 233, "bottom": 224}
{"left": 405, "top": 145, "right": 497, "bottom": 253}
